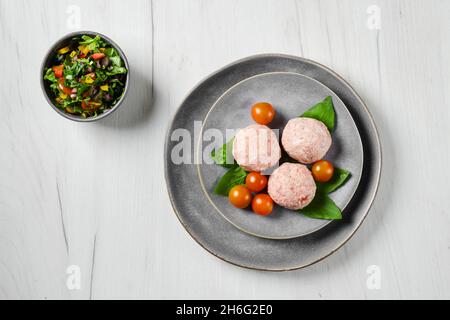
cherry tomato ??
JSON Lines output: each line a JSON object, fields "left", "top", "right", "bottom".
{"left": 245, "top": 172, "right": 268, "bottom": 192}
{"left": 58, "top": 78, "right": 73, "bottom": 95}
{"left": 312, "top": 160, "right": 334, "bottom": 183}
{"left": 52, "top": 65, "right": 64, "bottom": 78}
{"left": 251, "top": 102, "right": 276, "bottom": 125}
{"left": 252, "top": 194, "right": 274, "bottom": 216}
{"left": 91, "top": 53, "right": 106, "bottom": 60}
{"left": 228, "top": 185, "right": 252, "bottom": 209}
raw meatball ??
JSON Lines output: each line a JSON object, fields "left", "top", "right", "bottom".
{"left": 268, "top": 163, "right": 316, "bottom": 210}
{"left": 232, "top": 124, "right": 281, "bottom": 172}
{"left": 281, "top": 118, "right": 332, "bottom": 164}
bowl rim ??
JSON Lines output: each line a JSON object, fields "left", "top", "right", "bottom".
{"left": 40, "top": 30, "right": 130, "bottom": 122}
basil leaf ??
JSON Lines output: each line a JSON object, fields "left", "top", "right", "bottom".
{"left": 95, "top": 70, "right": 108, "bottom": 82}
{"left": 106, "top": 66, "right": 127, "bottom": 76}
{"left": 73, "top": 106, "right": 83, "bottom": 114}
{"left": 301, "top": 96, "right": 335, "bottom": 132}
{"left": 213, "top": 165, "right": 247, "bottom": 196}
{"left": 79, "top": 35, "right": 104, "bottom": 51}
{"left": 211, "top": 138, "right": 235, "bottom": 168}
{"left": 104, "top": 48, "right": 118, "bottom": 57}
{"left": 316, "top": 167, "right": 351, "bottom": 194}
{"left": 49, "top": 83, "right": 59, "bottom": 95}
{"left": 79, "top": 35, "right": 96, "bottom": 44}
{"left": 44, "top": 68, "right": 57, "bottom": 83}
{"left": 299, "top": 192, "right": 342, "bottom": 220}
{"left": 109, "top": 56, "right": 122, "bottom": 67}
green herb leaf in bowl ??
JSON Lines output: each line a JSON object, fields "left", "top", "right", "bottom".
{"left": 299, "top": 192, "right": 342, "bottom": 220}
{"left": 213, "top": 165, "right": 248, "bottom": 196}
{"left": 43, "top": 34, "right": 128, "bottom": 118}
{"left": 316, "top": 167, "right": 351, "bottom": 194}
{"left": 210, "top": 138, "right": 235, "bottom": 168}
{"left": 301, "top": 96, "right": 335, "bottom": 132}
{"left": 79, "top": 35, "right": 106, "bottom": 51}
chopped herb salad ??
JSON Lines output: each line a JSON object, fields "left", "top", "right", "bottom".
{"left": 43, "top": 35, "right": 128, "bottom": 118}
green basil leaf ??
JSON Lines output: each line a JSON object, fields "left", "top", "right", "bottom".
{"left": 301, "top": 96, "right": 335, "bottom": 132}
{"left": 79, "top": 35, "right": 103, "bottom": 51}
{"left": 49, "top": 83, "right": 59, "bottom": 95}
{"left": 211, "top": 138, "right": 235, "bottom": 168}
{"left": 106, "top": 66, "right": 127, "bottom": 76}
{"left": 79, "top": 35, "right": 96, "bottom": 44}
{"left": 95, "top": 70, "right": 108, "bottom": 82}
{"left": 73, "top": 106, "right": 83, "bottom": 114}
{"left": 213, "top": 165, "right": 247, "bottom": 196}
{"left": 109, "top": 56, "right": 122, "bottom": 67}
{"left": 43, "top": 68, "right": 57, "bottom": 83}
{"left": 299, "top": 192, "right": 342, "bottom": 220}
{"left": 316, "top": 167, "right": 351, "bottom": 194}
{"left": 104, "top": 48, "right": 118, "bottom": 57}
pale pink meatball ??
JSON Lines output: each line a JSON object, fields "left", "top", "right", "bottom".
{"left": 232, "top": 124, "right": 281, "bottom": 172}
{"left": 268, "top": 163, "right": 316, "bottom": 210}
{"left": 281, "top": 118, "right": 332, "bottom": 164}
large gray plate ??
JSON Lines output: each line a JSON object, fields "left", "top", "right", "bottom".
{"left": 198, "top": 72, "right": 363, "bottom": 239}
{"left": 165, "top": 54, "right": 381, "bottom": 271}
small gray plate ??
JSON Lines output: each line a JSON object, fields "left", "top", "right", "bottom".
{"left": 165, "top": 54, "right": 381, "bottom": 271}
{"left": 197, "top": 72, "right": 363, "bottom": 239}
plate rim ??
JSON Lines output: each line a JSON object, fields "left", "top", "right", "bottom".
{"left": 164, "top": 53, "right": 382, "bottom": 271}
{"left": 196, "top": 71, "right": 364, "bottom": 240}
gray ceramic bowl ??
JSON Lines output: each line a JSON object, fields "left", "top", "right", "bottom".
{"left": 40, "top": 31, "right": 130, "bottom": 122}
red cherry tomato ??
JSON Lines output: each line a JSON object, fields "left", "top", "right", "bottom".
{"left": 252, "top": 194, "right": 274, "bottom": 216}
{"left": 91, "top": 53, "right": 106, "bottom": 60}
{"left": 52, "top": 65, "right": 64, "bottom": 78}
{"left": 312, "top": 160, "right": 335, "bottom": 182}
{"left": 228, "top": 185, "right": 252, "bottom": 209}
{"left": 245, "top": 172, "right": 268, "bottom": 193}
{"left": 251, "top": 102, "right": 276, "bottom": 125}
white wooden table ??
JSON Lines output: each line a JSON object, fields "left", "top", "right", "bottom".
{"left": 1, "top": 0, "right": 449, "bottom": 300}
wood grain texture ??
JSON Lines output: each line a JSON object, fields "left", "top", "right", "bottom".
{"left": 0, "top": 0, "right": 449, "bottom": 299}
